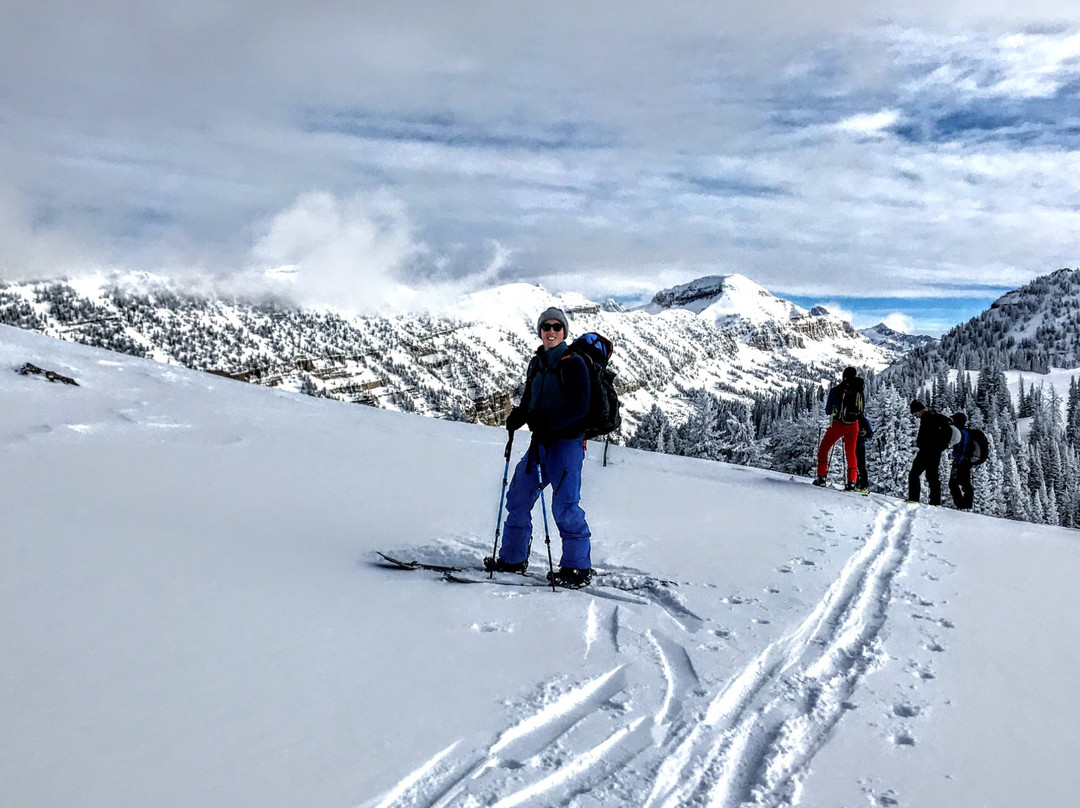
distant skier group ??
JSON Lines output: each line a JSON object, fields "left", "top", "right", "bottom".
{"left": 814, "top": 368, "right": 988, "bottom": 508}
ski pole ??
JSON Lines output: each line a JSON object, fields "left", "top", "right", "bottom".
{"left": 537, "top": 459, "right": 557, "bottom": 592}
{"left": 488, "top": 432, "right": 515, "bottom": 579}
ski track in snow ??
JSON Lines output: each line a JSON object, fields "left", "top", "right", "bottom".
{"left": 370, "top": 502, "right": 915, "bottom": 808}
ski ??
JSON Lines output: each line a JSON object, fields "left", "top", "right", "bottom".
{"left": 375, "top": 551, "right": 677, "bottom": 603}
{"left": 442, "top": 570, "right": 548, "bottom": 587}
{"left": 375, "top": 552, "right": 463, "bottom": 574}
{"left": 375, "top": 551, "right": 699, "bottom": 621}
{"left": 441, "top": 570, "right": 649, "bottom": 604}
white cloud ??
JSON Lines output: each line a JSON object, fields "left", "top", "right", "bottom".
{"left": 245, "top": 190, "right": 513, "bottom": 315}
{"left": 883, "top": 312, "right": 915, "bottom": 333}
{"left": 246, "top": 190, "right": 423, "bottom": 313}
{"left": 835, "top": 109, "right": 901, "bottom": 135}
{"left": 0, "top": 184, "right": 100, "bottom": 281}
{"left": 816, "top": 301, "right": 856, "bottom": 325}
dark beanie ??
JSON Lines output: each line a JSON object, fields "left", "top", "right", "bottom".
{"left": 910, "top": 399, "right": 926, "bottom": 414}
{"left": 537, "top": 307, "right": 569, "bottom": 336}
{"left": 952, "top": 411, "right": 967, "bottom": 427}
{"left": 842, "top": 366, "right": 857, "bottom": 380}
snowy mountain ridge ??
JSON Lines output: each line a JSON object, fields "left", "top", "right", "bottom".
{"left": 926, "top": 267, "right": 1080, "bottom": 372}
{"left": 0, "top": 272, "right": 896, "bottom": 431}
{"left": 859, "top": 322, "right": 938, "bottom": 353}
{"left": 642, "top": 273, "right": 802, "bottom": 322}
{"left": 643, "top": 273, "right": 875, "bottom": 356}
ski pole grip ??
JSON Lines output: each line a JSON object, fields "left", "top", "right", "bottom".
{"left": 504, "top": 433, "right": 515, "bottom": 460}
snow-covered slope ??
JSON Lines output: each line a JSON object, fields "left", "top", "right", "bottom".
{"left": 0, "top": 273, "right": 896, "bottom": 433}
{"left": 3, "top": 323, "right": 1079, "bottom": 808}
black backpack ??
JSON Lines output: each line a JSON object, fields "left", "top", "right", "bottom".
{"left": 934, "top": 413, "right": 956, "bottom": 451}
{"left": 836, "top": 378, "right": 865, "bottom": 424}
{"left": 557, "top": 332, "right": 622, "bottom": 440}
{"left": 967, "top": 428, "right": 990, "bottom": 466}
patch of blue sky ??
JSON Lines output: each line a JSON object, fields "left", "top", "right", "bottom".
{"left": 300, "top": 108, "right": 617, "bottom": 152}
{"left": 784, "top": 292, "right": 1012, "bottom": 336}
{"left": 890, "top": 90, "right": 1080, "bottom": 148}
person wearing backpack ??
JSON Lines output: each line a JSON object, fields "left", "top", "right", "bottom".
{"left": 907, "top": 400, "right": 956, "bottom": 506}
{"left": 947, "top": 411, "right": 975, "bottom": 510}
{"left": 947, "top": 411, "right": 992, "bottom": 510}
{"left": 813, "top": 367, "right": 864, "bottom": 491}
{"left": 855, "top": 414, "right": 873, "bottom": 494}
{"left": 487, "top": 306, "right": 594, "bottom": 588}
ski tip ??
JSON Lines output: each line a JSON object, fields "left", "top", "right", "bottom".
{"left": 375, "top": 551, "right": 417, "bottom": 569}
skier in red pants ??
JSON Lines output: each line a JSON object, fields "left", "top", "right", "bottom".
{"left": 814, "top": 367, "right": 865, "bottom": 491}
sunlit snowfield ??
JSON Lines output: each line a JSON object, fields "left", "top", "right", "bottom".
{"left": 3, "top": 323, "right": 1079, "bottom": 808}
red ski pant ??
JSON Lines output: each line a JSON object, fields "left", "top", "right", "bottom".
{"left": 816, "top": 420, "right": 859, "bottom": 483}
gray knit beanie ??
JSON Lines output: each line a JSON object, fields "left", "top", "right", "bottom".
{"left": 537, "top": 307, "right": 569, "bottom": 337}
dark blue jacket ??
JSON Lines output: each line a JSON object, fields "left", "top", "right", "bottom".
{"left": 520, "top": 342, "right": 590, "bottom": 438}
{"left": 951, "top": 412, "right": 970, "bottom": 463}
{"left": 824, "top": 385, "right": 842, "bottom": 419}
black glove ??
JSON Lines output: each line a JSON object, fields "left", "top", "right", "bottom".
{"left": 526, "top": 412, "right": 550, "bottom": 435}
{"left": 505, "top": 407, "right": 528, "bottom": 433}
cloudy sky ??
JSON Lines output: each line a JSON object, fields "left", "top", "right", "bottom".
{"left": 2, "top": 1, "right": 1079, "bottom": 333}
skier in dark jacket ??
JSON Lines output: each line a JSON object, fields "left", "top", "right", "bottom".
{"left": 948, "top": 411, "right": 975, "bottom": 510}
{"left": 814, "top": 367, "right": 864, "bottom": 490}
{"left": 487, "top": 306, "right": 594, "bottom": 588}
{"left": 908, "top": 400, "right": 955, "bottom": 506}
{"left": 855, "top": 414, "right": 873, "bottom": 494}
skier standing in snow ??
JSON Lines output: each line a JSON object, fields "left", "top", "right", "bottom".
{"left": 855, "top": 413, "right": 873, "bottom": 494}
{"left": 907, "top": 400, "right": 955, "bottom": 506}
{"left": 948, "top": 411, "right": 975, "bottom": 510}
{"left": 486, "top": 307, "right": 594, "bottom": 588}
{"left": 813, "top": 367, "right": 864, "bottom": 491}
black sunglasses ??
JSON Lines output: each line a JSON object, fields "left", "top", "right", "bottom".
{"left": 540, "top": 322, "right": 564, "bottom": 332}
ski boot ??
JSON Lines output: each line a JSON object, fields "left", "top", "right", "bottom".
{"left": 483, "top": 556, "right": 529, "bottom": 574}
{"left": 548, "top": 567, "right": 593, "bottom": 589}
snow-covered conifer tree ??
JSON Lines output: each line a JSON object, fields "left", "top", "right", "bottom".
{"left": 719, "top": 404, "right": 771, "bottom": 468}
{"left": 628, "top": 405, "right": 668, "bottom": 452}
{"left": 864, "top": 384, "right": 914, "bottom": 497}
{"left": 679, "top": 389, "right": 722, "bottom": 461}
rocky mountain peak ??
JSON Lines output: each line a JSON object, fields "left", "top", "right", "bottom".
{"left": 859, "top": 323, "right": 936, "bottom": 353}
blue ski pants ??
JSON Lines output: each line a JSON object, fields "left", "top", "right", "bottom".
{"left": 499, "top": 437, "right": 592, "bottom": 570}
